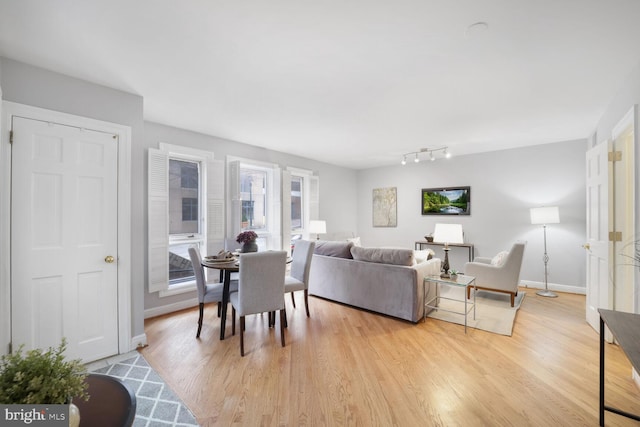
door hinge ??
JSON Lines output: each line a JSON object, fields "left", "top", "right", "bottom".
{"left": 608, "top": 151, "right": 622, "bottom": 162}
{"left": 9, "top": 130, "right": 13, "bottom": 144}
{"left": 609, "top": 231, "right": 622, "bottom": 242}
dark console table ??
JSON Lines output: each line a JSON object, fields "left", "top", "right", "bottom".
{"left": 415, "top": 241, "right": 474, "bottom": 262}
{"left": 598, "top": 308, "right": 640, "bottom": 426}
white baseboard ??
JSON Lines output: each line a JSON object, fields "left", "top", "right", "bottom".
{"left": 520, "top": 280, "right": 586, "bottom": 295}
{"left": 130, "top": 333, "right": 148, "bottom": 351}
{"left": 633, "top": 368, "right": 640, "bottom": 390}
{"left": 144, "top": 298, "right": 199, "bottom": 319}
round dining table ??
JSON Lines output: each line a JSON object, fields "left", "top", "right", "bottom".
{"left": 202, "top": 254, "right": 291, "bottom": 340}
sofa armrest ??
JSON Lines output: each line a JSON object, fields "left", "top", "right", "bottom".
{"left": 473, "top": 257, "right": 492, "bottom": 265}
{"left": 414, "top": 257, "right": 442, "bottom": 282}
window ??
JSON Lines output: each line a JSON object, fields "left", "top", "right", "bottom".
{"left": 240, "top": 167, "right": 267, "bottom": 230}
{"left": 284, "top": 167, "right": 319, "bottom": 253}
{"left": 291, "top": 176, "right": 303, "bottom": 230}
{"left": 228, "top": 158, "right": 281, "bottom": 252}
{"left": 168, "top": 158, "right": 202, "bottom": 285}
{"left": 148, "top": 144, "right": 224, "bottom": 295}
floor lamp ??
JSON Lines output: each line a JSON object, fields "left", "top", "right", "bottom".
{"left": 530, "top": 206, "right": 560, "bottom": 298}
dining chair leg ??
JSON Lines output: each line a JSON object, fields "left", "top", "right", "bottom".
{"left": 240, "top": 316, "right": 245, "bottom": 356}
{"left": 217, "top": 302, "right": 221, "bottom": 317}
{"left": 231, "top": 307, "right": 236, "bottom": 335}
{"left": 196, "top": 303, "right": 204, "bottom": 338}
{"left": 290, "top": 292, "right": 296, "bottom": 308}
{"left": 304, "top": 290, "right": 310, "bottom": 317}
{"left": 283, "top": 307, "right": 288, "bottom": 328}
{"left": 279, "top": 309, "right": 286, "bottom": 347}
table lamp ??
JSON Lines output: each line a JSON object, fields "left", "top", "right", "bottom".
{"left": 308, "top": 220, "right": 326, "bottom": 240}
{"left": 530, "top": 206, "right": 560, "bottom": 298}
{"left": 433, "top": 223, "right": 464, "bottom": 278}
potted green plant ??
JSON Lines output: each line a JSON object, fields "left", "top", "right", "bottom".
{"left": 0, "top": 338, "right": 89, "bottom": 405}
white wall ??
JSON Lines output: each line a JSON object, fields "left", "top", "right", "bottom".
{"left": 356, "top": 140, "right": 588, "bottom": 292}
{"left": 0, "top": 57, "right": 147, "bottom": 339}
{"left": 143, "top": 121, "right": 358, "bottom": 312}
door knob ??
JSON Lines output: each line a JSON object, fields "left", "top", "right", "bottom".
{"left": 582, "top": 244, "right": 591, "bottom": 250}
{"left": 105, "top": 255, "right": 115, "bottom": 263}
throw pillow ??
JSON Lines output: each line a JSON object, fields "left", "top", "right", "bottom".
{"left": 314, "top": 241, "right": 354, "bottom": 259}
{"left": 413, "top": 249, "right": 435, "bottom": 264}
{"left": 491, "top": 251, "right": 509, "bottom": 266}
{"left": 346, "top": 236, "right": 362, "bottom": 247}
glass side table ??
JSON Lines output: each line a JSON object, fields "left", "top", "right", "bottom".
{"left": 424, "top": 274, "right": 476, "bottom": 333}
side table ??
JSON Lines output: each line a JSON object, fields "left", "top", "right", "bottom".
{"left": 424, "top": 274, "right": 476, "bottom": 333}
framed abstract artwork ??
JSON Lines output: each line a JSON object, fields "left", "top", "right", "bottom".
{"left": 373, "top": 187, "right": 397, "bottom": 227}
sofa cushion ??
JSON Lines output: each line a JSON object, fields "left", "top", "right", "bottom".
{"left": 314, "top": 241, "right": 354, "bottom": 259}
{"left": 350, "top": 246, "right": 414, "bottom": 266}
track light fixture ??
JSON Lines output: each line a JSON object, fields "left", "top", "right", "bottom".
{"left": 400, "top": 147, "right": 451, "bottom": 165}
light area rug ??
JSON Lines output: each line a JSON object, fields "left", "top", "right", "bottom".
{"left": 86, "top": 351, "right": 199, "bottom": 427}
{"left": 426, "top": 287, "right": 526, "bottom": 336}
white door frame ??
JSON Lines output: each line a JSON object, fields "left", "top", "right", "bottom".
{"left": 0, "top": 101, "right": 132, "bottom": 356}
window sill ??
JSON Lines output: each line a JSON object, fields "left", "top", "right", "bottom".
{"left": 159, "top": 281, "right": 197, "bottom": 298}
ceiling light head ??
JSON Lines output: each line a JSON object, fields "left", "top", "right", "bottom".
{"left": 414, "top": 153, "right": 419, "bottom": 163}
{"left": 430, "top": 151, "right": 435, "bottom": 161}
{"left": 444, "top": 148, "right": 451, "bottom": 159}
{"left": 401, "top": 155, "right": 407, "bottom": 165}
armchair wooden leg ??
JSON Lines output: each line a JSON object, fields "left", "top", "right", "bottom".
{"left": 304, "top": 290, "right": 310, "bottom": 317}
{"left": 196, "top": 303, "right": 204, "bottom": 338}
{"left": 279, "top": 310, "right": 286, "bottom": 347}
{"left": 283, "top": 307, "right": 288, "bottom": 328}
{"left": 466, "top": 286, "right": 471, "bottom": 300}
{"left": 510, "top": 293, "right": 515, "bottom": 307}
{"left": 240, "top": 316, "right": 245, "bottom": 356}
{"left": 290, "top": 292, "right": 296, "bottom": 308}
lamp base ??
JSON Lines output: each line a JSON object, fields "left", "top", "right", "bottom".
{"left": 536, "top": 289, "right": 558, "bottom": 298}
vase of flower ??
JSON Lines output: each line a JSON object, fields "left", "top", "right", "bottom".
{"left": 236, "top": 231, "right": 259, "bottom": 253}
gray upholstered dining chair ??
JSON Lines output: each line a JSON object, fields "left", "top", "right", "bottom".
{"left": 229, "top": 251, "right": 287, "bottom": 356}
{"left": 285, "top": 239, "right": 316, "bottom": 317}
{"left": 188, "top": 247, "right": 237, "bottom": 338}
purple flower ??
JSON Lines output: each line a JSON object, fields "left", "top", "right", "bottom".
{"left": 236, "top": 231, "right": 258, "bottom": 244}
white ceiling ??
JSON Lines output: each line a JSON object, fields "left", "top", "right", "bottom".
{"left": 2, "top": 1, "right": 640, "bottom": 169}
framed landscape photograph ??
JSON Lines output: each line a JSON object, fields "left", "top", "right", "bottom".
{"left": 421, "top": 186, "right": 470, "bottom": 215}
{"left": 373, "top": 187, "right": 397, "bottom": 227}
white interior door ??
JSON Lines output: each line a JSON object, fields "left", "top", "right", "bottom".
{"left": 585, "top": 140, "right": 611, "bottom": 332}
{"left": 11, "top": 116, "right": 119, "bottom": 362}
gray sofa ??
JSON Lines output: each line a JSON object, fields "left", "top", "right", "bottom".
{"left": 308, "top": 241, "right": 442, "bottom": 323}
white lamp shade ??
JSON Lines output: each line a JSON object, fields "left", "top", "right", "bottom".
{"left": 530, "top": 206, "right": 560, "bottom": 225}
{"left": 308, "top": 220, "right": 326, "bottom": 234}
{"left": 433, "top": 223, "right": 464, "bottom": 244}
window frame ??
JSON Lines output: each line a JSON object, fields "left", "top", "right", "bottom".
{"left": 227, "top": 156, "right": 281, "bottom": 251}
{"left": 149, "top": 143, "right": 220, "bottom": 297}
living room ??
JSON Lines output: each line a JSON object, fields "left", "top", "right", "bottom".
{"left": 2, "top": 2, "right": 640, "bottom": 425}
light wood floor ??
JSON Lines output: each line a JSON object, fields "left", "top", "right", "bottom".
{"left": 141, "top": 289, "right": 640, "bottom": 426}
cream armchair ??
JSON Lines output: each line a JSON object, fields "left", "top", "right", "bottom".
{"left": 463, "top": 242, "right": 526, "bottom": 307}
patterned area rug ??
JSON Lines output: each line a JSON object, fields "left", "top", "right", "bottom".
{"left": 86, "top": 351, "right": 198, "bottom": 426}
{"left": 427, "top": 288, "right": 526, "bottom": 336}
